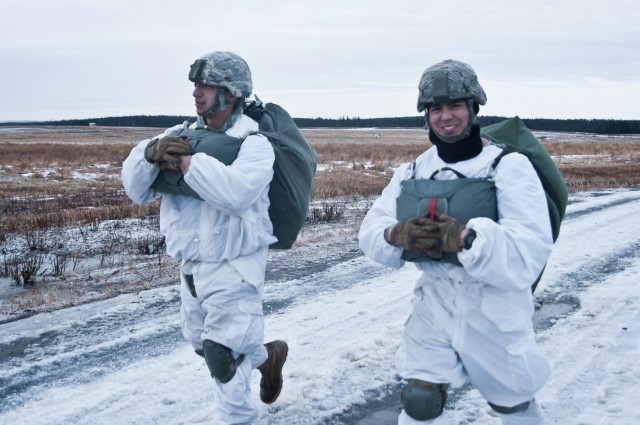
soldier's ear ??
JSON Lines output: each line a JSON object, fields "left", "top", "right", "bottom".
{"left": 223, "top": 89, "right": 238, "bottom": 103}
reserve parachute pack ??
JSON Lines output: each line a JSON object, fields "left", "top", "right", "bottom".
{"left": 150, "top": 98, "right": 318, "bottom": 249}
{"left": 397, "top": 166, "right": 498, "bottom": 266}
{"left": 481, "top": 116, "right": 568, "bottom": 242}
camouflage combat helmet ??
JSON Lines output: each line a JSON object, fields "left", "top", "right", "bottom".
{"left": 416, "top": 59, "right": 487, "bottom": 113}
{"left": 188, "top": 51, "right": 252, "bottom": 116}
{"left": 189, "top": 51, "right": 252, "bottom": 98}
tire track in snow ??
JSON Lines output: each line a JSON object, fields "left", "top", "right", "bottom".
{"left": 563, "top": 189, "right": 640, "bottom": 221}
{"left": 534, "top": 259, "right": 640, "bottom": 424}
{"left": 0, "top": 295, "right": 183, "bottom": 413}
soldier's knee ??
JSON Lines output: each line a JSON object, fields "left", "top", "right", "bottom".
{"left": 488, "top": 399, "right": 531, "bottom": 414}
{"left": 401, "top": 379, "right": 448, "bottom": 421}
{"left": 202, "top": 340, "right": 245, "bottom": 383}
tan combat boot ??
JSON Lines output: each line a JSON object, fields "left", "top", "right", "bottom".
{"left": 258, "top": 340, "right": 288, "bottom": 404}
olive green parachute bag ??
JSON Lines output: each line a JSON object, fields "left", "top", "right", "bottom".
{"left": 481, "top": 116, "right": 568, "bottom": 242}
{"left": 150, "top": 98, "right": 318, "bottom": 249}
{"left": 246, "top": 100, "right": 318, "bottom": 249}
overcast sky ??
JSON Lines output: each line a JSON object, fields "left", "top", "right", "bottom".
{"left": 1, "top": 0, "right": 639, "bottom": 122}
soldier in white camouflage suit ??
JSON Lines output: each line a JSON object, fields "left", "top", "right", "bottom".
{"left": 359, "top": 60, "right": 553, "bottom": 424}
{"left": 122, "top": 51, "right": 287, "bottom": 425}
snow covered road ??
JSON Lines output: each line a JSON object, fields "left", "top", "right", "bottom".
{"left": 1, "top": 188, "right": 639, "bottom": 424}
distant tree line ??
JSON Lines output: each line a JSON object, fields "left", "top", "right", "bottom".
{"left": 32, "top": 115, "right": 197, "bottom": 128}
{"left": 294, "top": 116, "right": 640, "bottom": 134}
{"left": 4, "top": 114, "right": 640, "bottom": 134}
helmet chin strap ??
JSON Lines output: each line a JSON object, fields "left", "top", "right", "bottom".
{"left": 199, "top": 89, "right": 228, "bottom": 118}
{"left": 216, "top": 91, "right": 227, "bottom": 112}
{"left": 198, "top": 98, "right": 244, "bottom": 131}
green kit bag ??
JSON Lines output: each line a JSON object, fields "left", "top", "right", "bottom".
{"left": 482, "top": 116, "right": 568, "bottom": 242}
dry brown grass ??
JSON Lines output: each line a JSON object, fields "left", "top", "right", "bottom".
{"left": 0, "top": 127, "right": 162, "bottom": 239}
{"left": 313, "top": 168, "right": 391, "bottom": 200}
{"left": 0, "top": 143, "right": 132, "bottom": 167}
{"left": 546, "top": 140, "right": 640, "bottom": 160}
{"left": 560, "top": 163, "right": 640, "bottom": 192}
{"left": 307, "top": 128, "right": 428, "bottom": 165}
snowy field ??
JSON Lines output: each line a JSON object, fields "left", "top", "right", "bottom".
{"left": 1, "top": 187, "right": 639, "bottom": 424}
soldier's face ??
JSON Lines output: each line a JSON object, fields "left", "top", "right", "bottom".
{"left": 192, "top": 83, "right": 219, "bottom": 115}
{"left": 427, "top": 100, "right": 470, "bottom": 139}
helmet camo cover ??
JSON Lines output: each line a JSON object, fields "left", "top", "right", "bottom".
{"left": 189, "top": 51, "right": 252, "bottom": 98}
{"left": 417, "top": 59, "right": 487, "bottom": 112}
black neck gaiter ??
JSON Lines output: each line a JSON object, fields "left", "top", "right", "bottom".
{"left": 428, "top": 124, "right": 483, "bottom": 163}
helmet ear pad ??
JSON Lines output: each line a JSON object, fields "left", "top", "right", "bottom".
{"left": 467, "top": 99, "right": 479, "bottom": 126}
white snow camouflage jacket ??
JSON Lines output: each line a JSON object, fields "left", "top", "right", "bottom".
{"left": 358, "top": 143, "right": 554, "bottom": 292}
{"left": 122, "top": 114, "right": 277, "bottom": 271}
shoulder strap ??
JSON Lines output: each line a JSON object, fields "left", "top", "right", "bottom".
{"left": 429, "top": 167, "right": 468, "bottom": 179}
{"left": 409, "top": 162, "right": 416, "bottom": 179}
{"left": 490, "top": 147, "right": 514, "bottom": 170}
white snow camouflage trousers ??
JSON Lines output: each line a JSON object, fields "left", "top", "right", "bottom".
{"left": 180, "top": 260, "right": 268, "bottom": 425}
{"left": 396, "top": 275, "right": 550, "bottom": 424}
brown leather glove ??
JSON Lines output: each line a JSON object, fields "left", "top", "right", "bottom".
{"left": 428, "top": 213, "right": 465, "bottom": 253}
{"left": 144, "top": 136, "right": 192, "bottom": 165}
{"left": 384, "top": 217, "right": 441, "bottom": 253}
